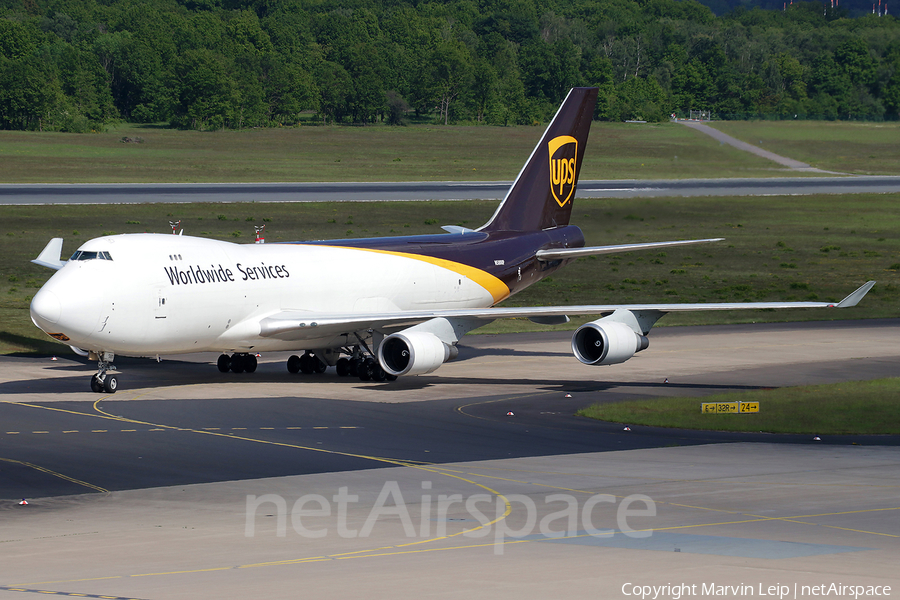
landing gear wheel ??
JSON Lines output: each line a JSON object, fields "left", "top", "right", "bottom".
{"left": 336, "top": 358, "right": 350, "bottom": 377}
{"left": 357, "top": 364, "right": 371, "bottom": 381}
{"left": 217, "top": 354, "right": 231, "bottom": 373}
{"left": 371, "top": 365, "right": 387, "bottom": 382}
{"left": 298, "top": 352, "right": 327, "bottom": 374}
{"left": 91, "top": 351, "right": 117, "bottom": 393}
{"left": 245, "top": 354, "right": 258, "bottom": 373}
{"left": 348, "top": 358, "right": 361, "bottom": 377}
{"left": 287, "top": 355, "right": 301, "bottom": 374}
{"left": 230, "top": 354, "right": 246, "bottom": 373}
{"left": 358, "top": 357, "right": 376, "bottom": 381}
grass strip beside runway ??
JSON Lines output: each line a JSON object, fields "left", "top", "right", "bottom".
{"left": 0, "top": 121, "right": 780, "bottom": 184}
{"left": 577, "top": 377, "right": 900, "bottom": 435}
{"left": 3, "top": 121, "right": 900, "bottom": 184}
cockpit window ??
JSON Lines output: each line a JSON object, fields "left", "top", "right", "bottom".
{"left": 70, "top": 250, "right": 113, "bottom": 261}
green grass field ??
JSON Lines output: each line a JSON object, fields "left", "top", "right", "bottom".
{"left": 3, "top": 120, "right": 898, "bottom": 185}
{"left": 0, "top": 121, "right": 803, "bottom": 184}
{"left": 708, "top": 121, "right": 900, "bottom": 175}
{"left": 577, "top": 377, "right": 900, "bottom": 435}
{"left": 3, "top": 193, "right": 897, "bottom": 354}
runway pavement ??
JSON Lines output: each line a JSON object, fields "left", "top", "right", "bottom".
{"left": 2, "top": 176, "right": 900, "bottom": 205}
{"left": 1, "top": 320, "right": 898, "bottom": 599}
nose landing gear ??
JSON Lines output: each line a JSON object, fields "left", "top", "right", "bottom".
{"left": 90, "top": 352, "right": 118, "bottom": 394}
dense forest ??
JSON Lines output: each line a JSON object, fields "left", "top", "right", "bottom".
{"left": 1, "top": 0, "right": 899, "bottom": 131}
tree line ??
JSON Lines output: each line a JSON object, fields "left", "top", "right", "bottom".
{"left": 1, "top": 0, "right": 899, "bottom": 132}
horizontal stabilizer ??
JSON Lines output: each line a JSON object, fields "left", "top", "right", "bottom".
{"left": 536, "top": 238, "right": 724, "bottom": 261}
{"left": 441, "top": 225, "right": 476, "bottom": 234}
{"left": 32, "top": 238, "right": 66, "bottom": 270}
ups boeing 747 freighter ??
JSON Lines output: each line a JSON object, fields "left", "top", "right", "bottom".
{"left": 29, "top": 88, "right": 875, "bottom": 392}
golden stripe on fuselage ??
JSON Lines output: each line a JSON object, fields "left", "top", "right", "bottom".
{"left": 329, "top": 246, "right": 510, "bottom": 305}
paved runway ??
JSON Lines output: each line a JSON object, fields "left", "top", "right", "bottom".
{"left": 2, "top": 176, "right": 900, "bottom": 205}
{"left": 1, "top": 321, "right": 898, "bottom": 598}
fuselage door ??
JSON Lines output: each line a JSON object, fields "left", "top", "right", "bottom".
{"left": 155, "top": 288, "right": 168, "bottom": 320}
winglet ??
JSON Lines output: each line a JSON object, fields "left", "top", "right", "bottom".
{"left": 31, "top": 238, "right": 66, "bottom": 270}
{"left": 835, "top": 281, "right": 876, "bottom": 308}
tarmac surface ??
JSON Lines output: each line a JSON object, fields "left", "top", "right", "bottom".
{"left": 1, "top": 320, "right": 899, "bottom": 599}
{"left": 3, "top": 176, "right": 900, "bottom": 205}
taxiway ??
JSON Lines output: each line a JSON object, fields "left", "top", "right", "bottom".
{"left": 1, "top": 321, "right": 898, "bottom": 598}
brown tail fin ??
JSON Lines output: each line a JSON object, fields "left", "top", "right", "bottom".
{"left": 479, "top": 88, "right": 598, "bottom": 232}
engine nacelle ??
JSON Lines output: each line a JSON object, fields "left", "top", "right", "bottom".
{"left": 378, "top": 331, "right": 454, "bottom": 376}
{"left": 572, "top": 319, "right": 649, "bottom": 366}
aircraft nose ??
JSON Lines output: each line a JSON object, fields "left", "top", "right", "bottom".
{"left": 31, "top": 287, "right": 62, "bottom": 326}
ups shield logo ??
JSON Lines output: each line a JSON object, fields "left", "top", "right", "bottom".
{"left": 548, "top": 135, "right": 578, "bottom": 207}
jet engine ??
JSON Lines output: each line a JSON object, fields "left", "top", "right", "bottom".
{"left": 572, "top": 319, "right": 649, "bottom": 366}
{"left": 378, "top": 331, "right": 457, "bottom": 376}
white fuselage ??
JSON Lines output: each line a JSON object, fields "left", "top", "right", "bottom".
{"left": 30, "top": 234, "right": 499, "bottom": 356}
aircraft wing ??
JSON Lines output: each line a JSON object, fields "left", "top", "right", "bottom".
{"left": 259, "top": 281, "right": 876, "bottom": 339}
{"left": 536, "top": 238, "right": 724, "bottom": 261}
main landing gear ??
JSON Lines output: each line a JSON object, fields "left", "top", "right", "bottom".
{"left": 286, "top": 349, "right": 396, "bottom": 382}
{"left": 215, "top": 348, "right": 398, "bottom": 383}
{"left": 286, "top": 352, "right": 327, "bottom": 374}
{"left": 344, "top": 356, "right": 396, "bottom": 382}
{"left": 90, "top": 351, "right": 118, "bottom": 394}
{"left": 217, "top": 353, "right": 258, "bottom": 374}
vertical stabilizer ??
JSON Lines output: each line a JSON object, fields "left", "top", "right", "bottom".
{"left": 479, "top": 87, "right": 598, "bottom": 232}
